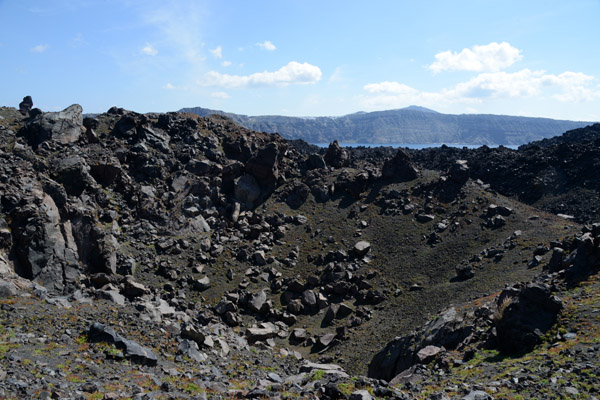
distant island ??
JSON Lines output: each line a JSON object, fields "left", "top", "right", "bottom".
{"left": 179, "top": 105, "right": 595, "bottom": 145}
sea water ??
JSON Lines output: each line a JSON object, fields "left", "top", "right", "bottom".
{"left": 313, "top": 143, "right": 520, "bottom": 150}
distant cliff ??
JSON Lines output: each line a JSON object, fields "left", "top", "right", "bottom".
{"left": 180, "top": 106, "right": 594, "bottom": 145}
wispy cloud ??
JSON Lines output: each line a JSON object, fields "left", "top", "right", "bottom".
{"left": 31, "top": 44, "right": 48, "bottom": 53}
{"left": 141, "top": 43, "right": 158, "bottom": 56}
{"left": 256, "top": 40, "right": 276, "bottom": 51}
{"left": 210, "top": 46, "right": 222, "bottom": 59}
{"left": 141, "top": 1, "right": 207, "bottom": 65}
{"left": 222, "top": 61, "right": 232, "bottom": 67}
{"left": 429, "top": 42, "right": 522, "bottom": 73}
{"left": 70, "top": 33, "right": 86, "bottom": 48}
{"left": 211, "top": 91, "right": 230, "bottom": 99}
{"left": 163, "top": 83, "right": 176, "bottom": 90}
{"left": 198, "top": 61, "right": 322, "bottom": 88}
{"left": 328, "top": 67, "right": 344, "bottom": 83}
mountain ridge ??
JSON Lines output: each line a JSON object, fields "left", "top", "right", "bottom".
{"left": 180, "top": 105, "right": 595, "bottom": 145}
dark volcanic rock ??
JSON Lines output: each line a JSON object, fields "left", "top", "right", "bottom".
{"left": 447, "top": 159, "right": 469, "bottom": 185}
{"left": 324, "top": 140, "right": 349, "bottom": 168}
{"left": 88, "top": 322, "right": 158, "bottom": 366}
{"left": 495, "top": 283, "right": 562, "bottom": 354}
{"left": 246, "top": 142, "right": 282, "bottom": 190}
{"left": 410, "top": 125, "right": 600, "bottom": 223}
{"left": 368, "top": 307, "right": 473, "bottom": 381}
{"left": 21, "top": 104, "right": 83, "bottom": 148}
{"left": 0, "top": 280, "right": 18, "bottom": 297}
{"left": 248, "top": 289, "right": 268, "bottom": 313}
{"left": 455, "top": 264, "right": 474, "bottom": 280}
{"left": 10, "top": 192, "right": 80, "bottom": 293}
{"left": 353, "top": 241, "right": 371, "bottom": 257}
{"left": 307, "top": 153, "right": 326, "bottom": 169}
{"left": 19, "top": 96, "right": 33, "bottom": 116}
{"left": 382, "top": 149, "right": 419, "bottom": 181}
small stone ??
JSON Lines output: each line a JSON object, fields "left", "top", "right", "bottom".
{"left": 416, "top": 214, "right": 435, "bottom": 223}
{"left": 349, "top": 390, "right": 373, "bottom": 400}
{"left": 564, "top": 387, "right": 579, "bottom": 396}
{"left": 353, "top": 241, "right": 371, "bottom": 257}
{"left": 194, "top": 276, "right": 211, "bottom": 291}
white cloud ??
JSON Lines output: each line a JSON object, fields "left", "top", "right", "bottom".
{"left": 222, "top": 61, "right": 232, "bottom": 67}
{"left": 199, "top": 61, "right": 322, "bottom": 88}
{"left": 141, "top": 43, "right": 158, "bottom": 56}
{"left": 256, "top": 40, "right": 276, "bottom": 51}
{"left": 210, "top": 46, "right": 222, "bottom": 59}
{"left": 31, "top": 44, "right": 48, "bottom": 53}
{"left": 451, "top": 69, "right": 598, "bottom": 101}
{"left": 364, "top": 81, "right": 420, "bottom": 95}
{"left": 211, "top": 91, "right": 230, "bottom": 99}
{"left": 429, "top": 42, "right": 522, "bottom": 73}
{"left": 362, "top": 69, "right": 600, "bottom": 110}
{"left": 163, "top": 83, "right": 176, "bottom": 90}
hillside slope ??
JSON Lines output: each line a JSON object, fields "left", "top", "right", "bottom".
{"left": 409, "top": 123, "right": 600, "bottom": 224}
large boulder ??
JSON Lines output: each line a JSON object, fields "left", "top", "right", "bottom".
{"left": 286, "top": 183, "right": 311, "bottom": 208}
{"left": 495, "top": 283, "right": 562, "bottom": 354}
{"left": 22, "top": 104, "right": 83, "bottom": 148}
{"left": 247, "top": 289, "right": 268, "bottom": 313}
{"left": 447, "top": 160, "right": 469, "bottom": 185}
{"left": 89, "top": 156, "right": 122, "bottom": 186}
{"left": 382, "top": 149, "right": 419, "bottom": 181}
{"left": 0, "top": 280, "right": 18, "bottom": 297}
{"left": 55, "top": 156, "right": 97, "bottom": 196}
{"left": 234, "top": 174, "right": 261, "bottom": 207}
{"left": 368, "top": 333, "right": 416, "bottom": 381}
{"left": 246, "top": 142, "right": 282, "bottom": 189}
{"left": 19, "top": 96, "right": 33, "bottom": 116}
{"left": 368, "top": 307, "right": 473, "bottom": 381}
{"left": 88, "top": 322, "right": 158, "bottom": 366}
{"left": 564, "top": 230, "right": 600, "bottom": 281}
{"left": 324, "top": 140, "right": 349, "bottom": 168}
{"left": 307, "top": 154, "right": 326, "bottom": 169}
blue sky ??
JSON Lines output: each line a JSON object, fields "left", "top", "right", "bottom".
{"left": 1, "top": 0, "right": 599, "bottom": 121}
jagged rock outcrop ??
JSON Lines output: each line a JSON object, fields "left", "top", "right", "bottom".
{"left": 21, "top": 104, "right": 83, "bottom": 148}
{"left": 10, "top": 188, "right": 80, "bottom": 293}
